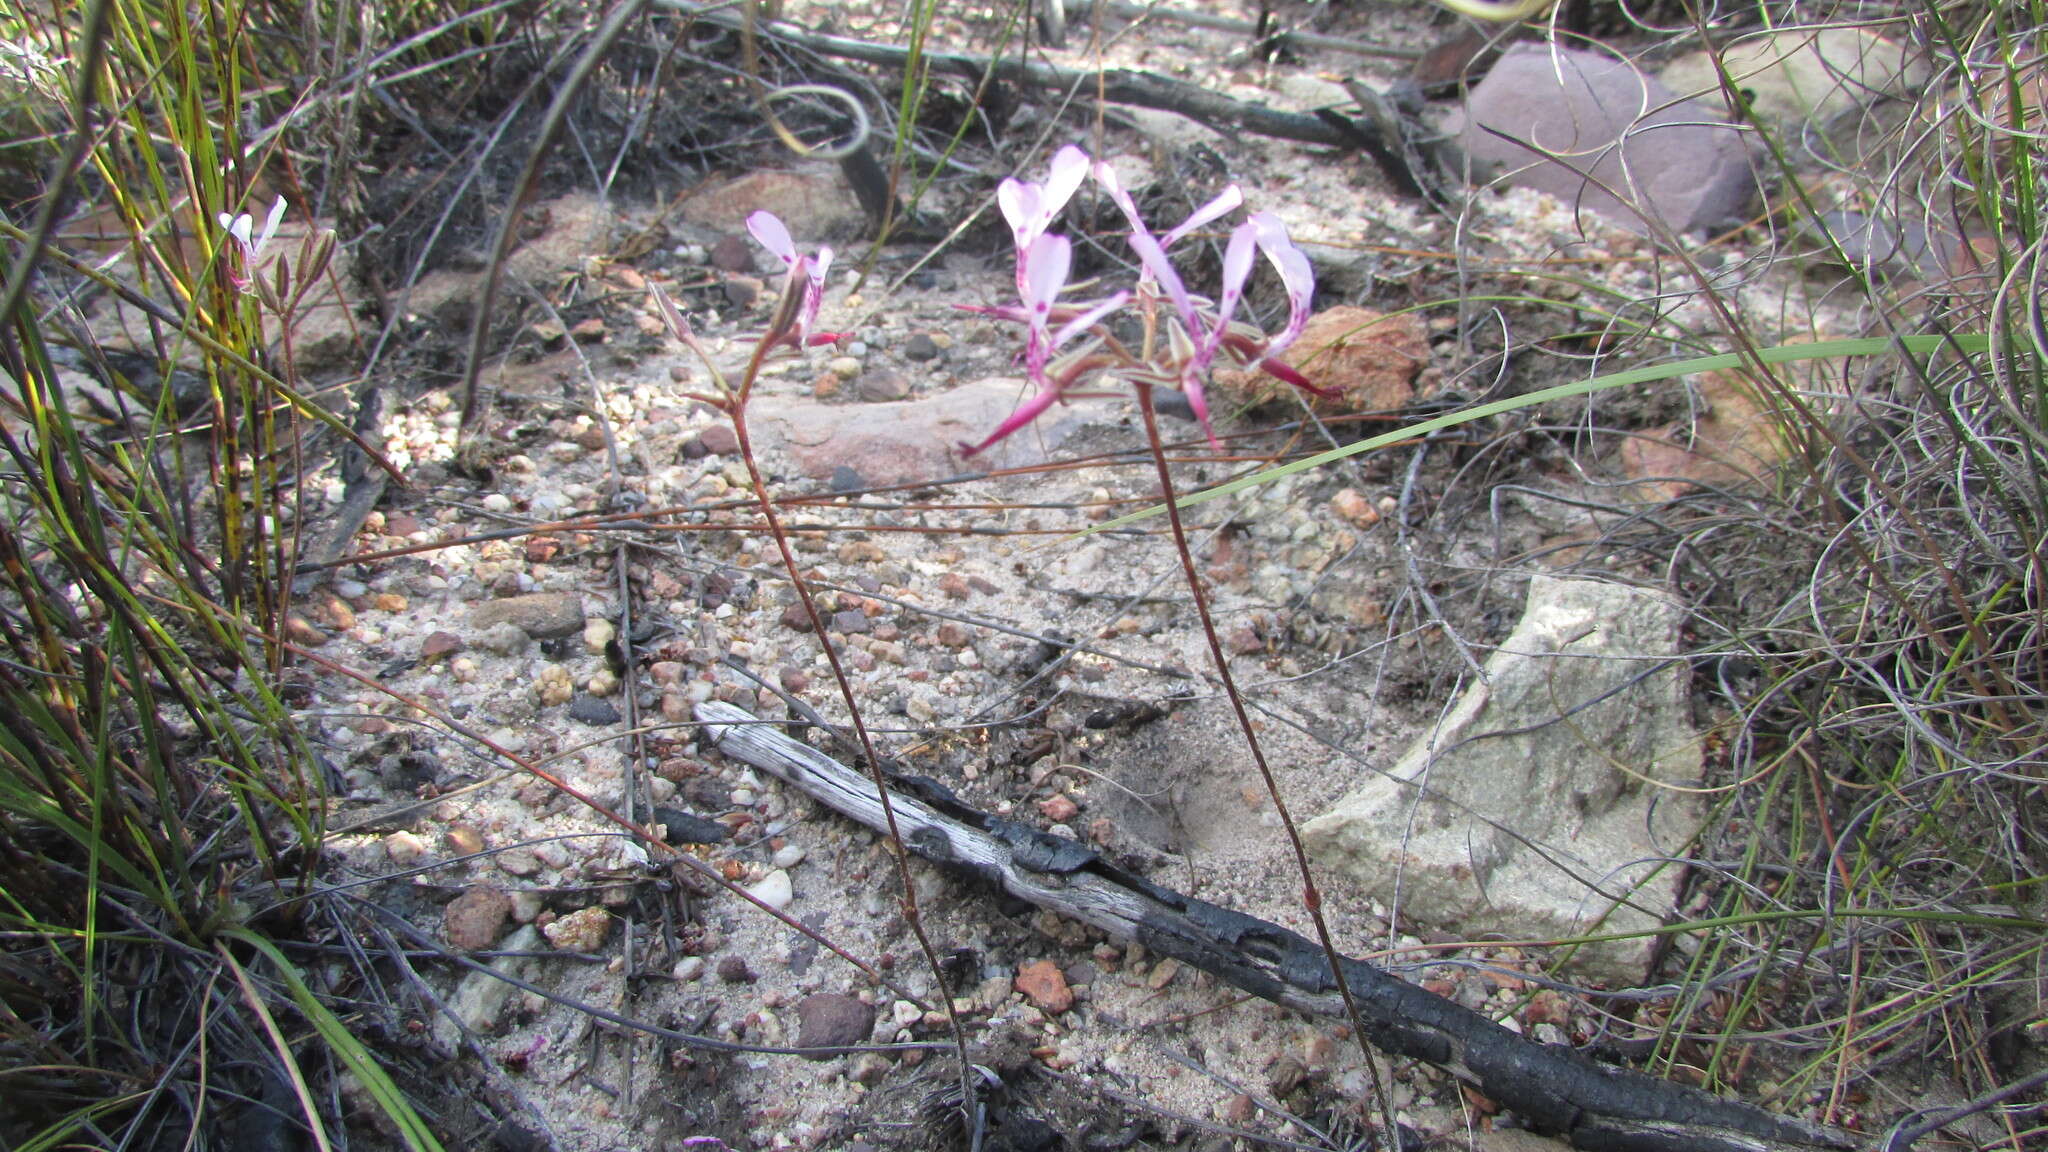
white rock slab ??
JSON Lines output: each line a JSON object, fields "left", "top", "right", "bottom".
{"left": 1302, "top": 575, "right": 1705, "bottom": 983}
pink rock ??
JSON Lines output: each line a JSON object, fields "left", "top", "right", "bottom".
{"left": 1454, "top": 44, "right": 1758, "bottom": 234}
{"left": 747, "top": 379, "right": 1117, "bottom": 486}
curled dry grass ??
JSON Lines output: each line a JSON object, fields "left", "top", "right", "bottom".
{"left": 1635, "top": 4, "right": 2048, "bottom": 1137}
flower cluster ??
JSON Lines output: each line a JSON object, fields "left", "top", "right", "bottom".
{"left": 962, "top": 145, "right": 1322, "bottom": 456}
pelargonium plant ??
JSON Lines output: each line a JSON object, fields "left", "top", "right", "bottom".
{"left": 648, "top": 208, "right": 844, "bottom": 405}
{"left": 961, "top": 145, "right": 1325, "bottom": 456}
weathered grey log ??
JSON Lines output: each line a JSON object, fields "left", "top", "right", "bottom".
{"left": 694, "top": 701, "right": 1859, "bottom": 1152}
{"left": 654, "top": 0, "right": 1356, "bottom": 149}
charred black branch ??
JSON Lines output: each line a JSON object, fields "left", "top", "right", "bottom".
{"left": 695, "top": 701, "right": 1858, "bottom": 1152}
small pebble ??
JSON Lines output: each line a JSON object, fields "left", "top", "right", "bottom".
{"left": 745, "top": 868, "right": 794, "bottom": 910}
{"left": 283, "top": 615, "right": 327, "bottom": 647}
{"left": 1038, "top": 794, "right": 1080, "bottom": 822}
{"left": 568, "top": 694, "right": 621, "bottom": 726}
{"left": 698, "top": 424, "right": 740, "bottom": 455}
{"left": 543, "top": 906, "right": 612, "bottom": 952}
{"left": 1014, "top": 959, "right": 1074, "bottom": 1014}
{"left": 420, "top": 631, "right": 463, "bottom": 662}
{"left": 535, "top": 665, "right": 574, "bottom": 706}
{"left": 444, "top": 885, "right": 513, "bottom": 951}
{"left": 796, "top": 993, "right": 876, "bottom": 1060}
{"left": 770, "top": 844, "right": 806, "bottom": 870}
{"left": 385, "top": 830, "right": 428, "bottom": 866}
{"left": 717, "top": 955, "right": 757, "bottom": 983}
{"left": 477, "top": 621, "right": 529, "bottom": 655}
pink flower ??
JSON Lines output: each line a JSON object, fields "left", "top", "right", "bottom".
{"left": 962, "top": 150, "right": 1324, "bottom": 458}
{"left": 957, "top": 229, "right": 1128, "bottom": 457}
{"left": 997, "top": 145, "right": 1091, "bottom": 292}
{"left": 746, "top": 210, "right": 841, "bottom": 348}
{"left": 217, "top": 197, "right": 288, "bottom": 294}
{"left": 1096, "top": 162, "right": 1314, "bottom": 446}
{"left": 1248, "top": 211, "right": 1314, "bottom": 359}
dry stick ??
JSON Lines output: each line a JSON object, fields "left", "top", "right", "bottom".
{"left": 655, "top": 0, "right": 1356, "bottom": 148}
{"left": 693, "top": 700, "right": 1861, "bottom": 1152}
{"left": 458, "top": 0, "right": 650, "bottom": 429}
{"left": 1080, "top": 0, "right": 1423, "bottom": 61}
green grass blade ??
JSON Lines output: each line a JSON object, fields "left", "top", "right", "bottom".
{"left": 1080, "top": 334, "right": 1994, "bottom": 537}
{"left": 222, "top": 929, "right": 448, "bottom": 1152}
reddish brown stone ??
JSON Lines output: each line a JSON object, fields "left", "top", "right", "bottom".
{"left": 283, "top": 615, "right": 327, "bottom": 647}
{"left": 1214, "top": 306, "right": 1435, "bottom": 416}
{"left": 1014, "top": 959, "right": 1073, "bottom": 1014}
{"left": 1038, "top": 794, "right": 1079, "bottom": 823}
{"left": 444, "top": 885, "right": 512, "bottom": 951}
{"left": 420, "top": 631, "right": 464, "bottom": 662}
{"left": 697, "top": 424, "right": 740, "bottom": 456}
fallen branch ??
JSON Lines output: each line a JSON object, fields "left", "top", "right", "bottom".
{"left": 695, "top": 700, "right": 1859, "bottom": 1152}
{"left": 1078, "top": 0, "right": 1422, "bottom": 62}
{"left": 656, "top": 0, "right": 1357, "bottom": 149}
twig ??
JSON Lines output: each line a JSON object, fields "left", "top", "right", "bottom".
{"left": 694, "top": 699, "right": 1860, "bottom": 1152}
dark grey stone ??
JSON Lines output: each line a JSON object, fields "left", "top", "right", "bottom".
{"left": 567, "top": 694, "right": 620, "bottom": 726}
{"left": 652, "top": 806, "right": 728, "bottom": 844}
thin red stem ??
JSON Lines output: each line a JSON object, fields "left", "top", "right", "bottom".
{"left": 1133, "top": 380, "right": 1401, "bottom": 1141}
{"left": 726, "top": 388, "right": 976, "bottom": 1110}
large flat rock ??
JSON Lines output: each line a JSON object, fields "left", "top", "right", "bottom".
{"left": 1452, "top": 44, "right": 1758, "bottom": 235}
{"left": 1302, "top": 575, "right": 1706, "bottom": 983}
{"left": 747, "top": 378, "right": 1119, "bottom": 487}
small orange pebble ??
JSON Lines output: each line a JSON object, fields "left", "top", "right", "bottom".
{"left": 1038, "top": 794, "right": 1079, "bottom": 822}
